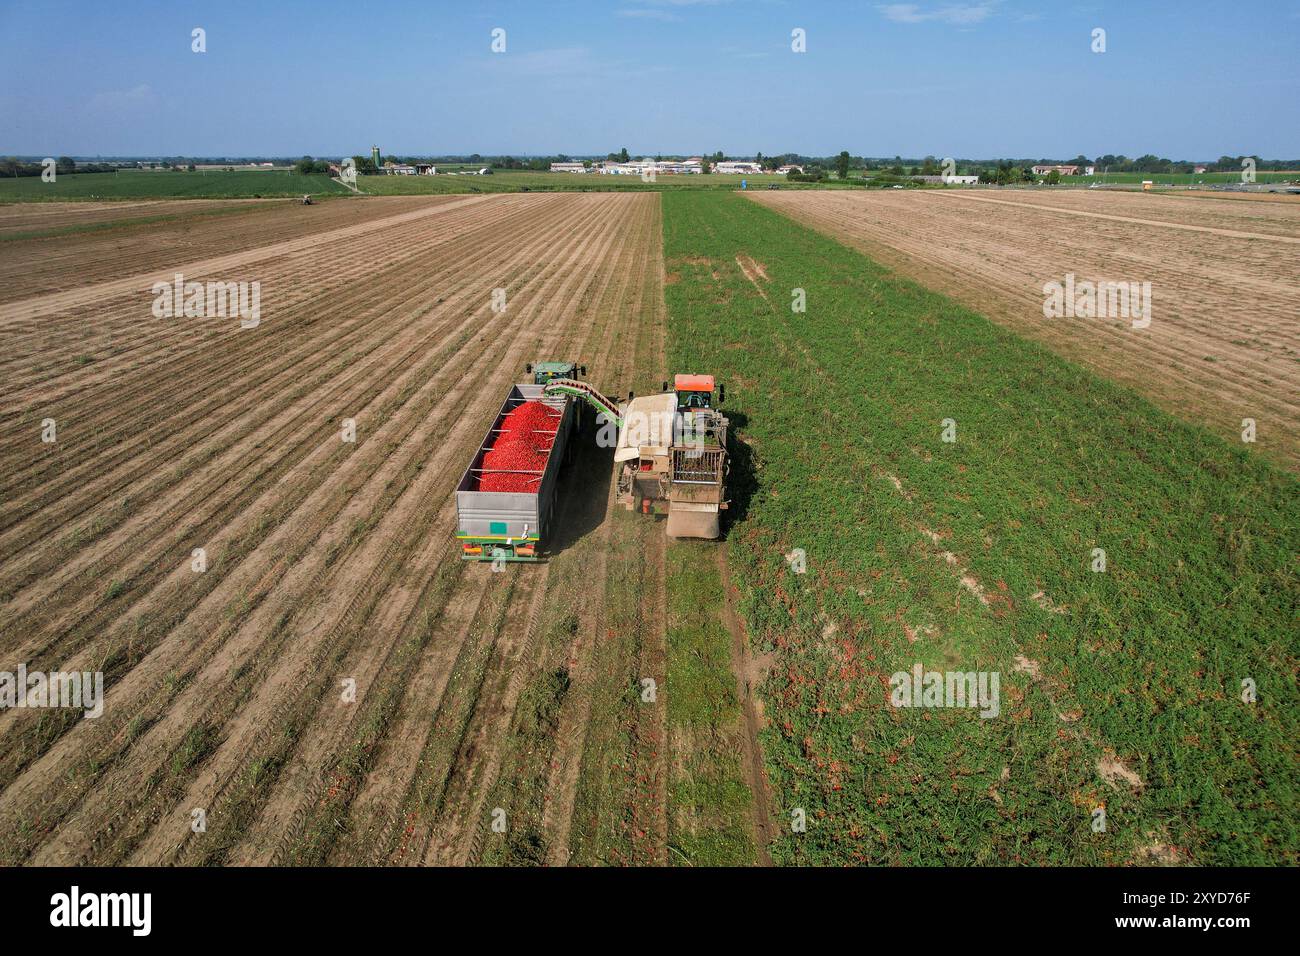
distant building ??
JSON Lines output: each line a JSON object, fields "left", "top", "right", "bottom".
{"left": 1031, "top": 164, "right": 1081, "bottom": 176}
{"left": 550, "top": 162, "right": 588, "bottom": 173}
{"left": 597, "top": 158, "right": 702, "bottom": 176}
{"left": 776, "top": 165, "right": 804, "bottom": 175}
{"left": 600, "top": 160, "right": 653, "bottom": 176}
{"left": 913, "top": 175, "right": 979, "bottom": 185}
{"left": 381, "top": 163, "right": 417, "bottom": 175}
{"left": 1193, "top": 165, "right": 1208, "bottom": 174}
{"left": 714, "top": 161, "right": 763, "bottom": 175}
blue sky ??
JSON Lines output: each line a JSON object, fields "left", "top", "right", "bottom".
{"left": 2, "top": 0, "right": 1297, "bottom": 158}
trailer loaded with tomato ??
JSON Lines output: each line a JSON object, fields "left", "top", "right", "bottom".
{"left": 455, "top": 362, "right": 584, "bottom": 561}
{"left": 457, "top": 360, "right": 729, "bottom": 561}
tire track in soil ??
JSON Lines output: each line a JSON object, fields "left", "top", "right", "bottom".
{"left": 717, "top": 547, "right": 775, "bottom": 865}
{"left": 382, "top": 200, "right": 650, "bottom": 868}
{"left": 626, "top": 221, "right": 670, "bottom": 866}
{"left": 538, "top": 197, "right": 664, "bottom": 865}
{"left": 454, "top": 210, "right": 649, "bottom": 867}
{"left": 323, "top": 569, "right": 494, "bottom": 865}
{"left": 632, "top": 524, "right": 669, "bottom": 865}
{"left": 428, "top": 563, "right": 552, "bottom": 867}
{"left": 425, "top": 207, "right": 644, "bottom": 869}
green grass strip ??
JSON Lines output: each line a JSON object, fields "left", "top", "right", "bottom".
{"left": 660, "top": 190, "right": 1298, "bottom": 866}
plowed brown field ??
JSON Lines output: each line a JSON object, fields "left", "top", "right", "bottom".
{"left": 0, "top": 199, "right": 260, "bottom": 237}
{"left": 0, "top": 193, "right": 675, "bottom": 865}
{"left": 0, "top": 196, "right": 461, "bottom": 303}
{"left": 752, "top": 188, "right": 1300, "bottom": 466}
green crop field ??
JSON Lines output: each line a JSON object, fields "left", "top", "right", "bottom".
{"left": 0, "top": 168, "right": 851, "bottom": 202}
{"left": 661, "top": 190, "right": 1299, "bottom": 866}
{"left": 0, "top": 169, "right": 344, "bottom": 202}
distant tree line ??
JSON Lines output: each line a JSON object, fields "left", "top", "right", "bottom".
{"left": 294, "top": 157, "right": 334, "bottom": 175}
{"left": 1091, "top": 154, "right": 1297, "bottom": 173}
{"left": 13, "top": 152, "right": 1297, "bottom": 181}
{"left": 0, "top": 157, "right": 115, "bottom": 177}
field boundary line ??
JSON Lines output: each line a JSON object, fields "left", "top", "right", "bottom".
{"left": 717, "top": 546, "right": 775, "bottom": 866}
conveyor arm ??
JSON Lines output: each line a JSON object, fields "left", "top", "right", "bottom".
{"left": 542, "top": 378, "right": 624, "bottom": 427}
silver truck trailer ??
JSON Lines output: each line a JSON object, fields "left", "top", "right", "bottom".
{"left": 455, "top": 383, "right": 579, "bottom": 561}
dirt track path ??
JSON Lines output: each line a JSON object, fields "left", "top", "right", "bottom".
{"left": 718, "top": 548, "right": 775, "bottom": 865}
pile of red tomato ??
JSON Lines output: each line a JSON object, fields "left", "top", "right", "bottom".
{"left": 478, "top": 401, "right": 561, "bottom": 492}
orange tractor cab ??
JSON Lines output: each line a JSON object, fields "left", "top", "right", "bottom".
{"left": 669, "top": 373, "right": 725, "bottom": 411}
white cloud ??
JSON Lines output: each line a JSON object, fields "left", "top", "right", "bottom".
{"left": 478, "top": 45, "right": 673, "bottom": 83}
{"left": 877, "top": 3, "right": 999, "bottom": 25}
{"left": 619, "top": 0, "right": 734, "bottom": 17}
{"left": 618, "top": 8, "right": 680, "bottom": 20}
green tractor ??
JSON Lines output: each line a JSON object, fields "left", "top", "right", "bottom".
{"left": 526, "top": 361, "right": 586, "bottom": 386}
